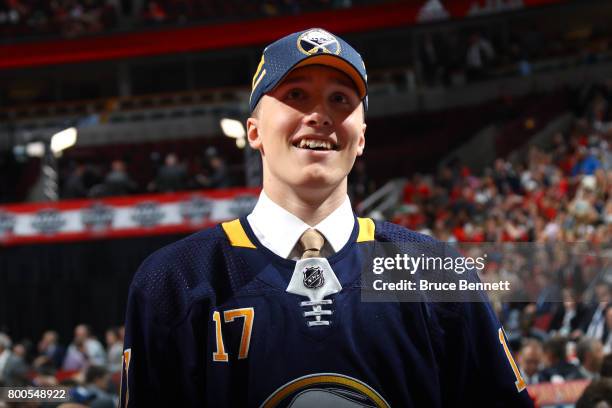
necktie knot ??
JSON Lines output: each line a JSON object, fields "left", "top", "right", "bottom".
{"left": 299, "top": 228, "right": 325, "bottom": 259}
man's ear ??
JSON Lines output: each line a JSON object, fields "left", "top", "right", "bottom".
{"left": 356, "top": 123, "right": 366, "bottom": 156}
{"left": 246, "top": 117, "right": 262, "bottom": 150}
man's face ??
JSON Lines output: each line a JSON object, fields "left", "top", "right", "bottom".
{"left": 590, "top": 342, "right": 605, "bottom": 372}
{"left": 519, "top": 346, "right": 541, "bottom": 376}
{"left": 75, "top": 325, "right": 88, "bottom": 341}
{"left": 596, "top": 284, "right": 610, "bottom": 305}
{"left": 247, "top": 65, "right": 366, "bottom": 193}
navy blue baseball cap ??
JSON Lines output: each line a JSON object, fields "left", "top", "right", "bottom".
{"left": 249, "top": 28, "right": 368, "bottom": 113}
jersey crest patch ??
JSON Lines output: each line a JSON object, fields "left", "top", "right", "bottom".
{"left": 260, "top": 373, "right": 390, "bottom": 408}
{"left": 303, "top": 266, "right": 325, "bottom": 289}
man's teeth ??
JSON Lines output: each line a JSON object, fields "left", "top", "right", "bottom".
{"left": 297, "top": 139, "right": 334, "bottom": 150}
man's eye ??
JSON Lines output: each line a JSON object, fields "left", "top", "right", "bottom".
{"left": 331, "top": 92, "right": 350, "bottom": 104}
{"left": 285, "top": 89, "right": 305, "bottom": 100}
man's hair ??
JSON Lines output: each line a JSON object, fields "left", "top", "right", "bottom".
{"left": 44, "top": 330, "right": 59, "bottom": 341}
{"left": 575, "top": 378, "right": 612, "bottom": 408}
{"left": 543, "top": 336, "right": 567, "bottom": 362}
{"left": 576, "top": 338, "right": 601, "bottom": 363}
{"left": 85, "top": 365, "right": 109, "bottom": 384}
{"left": 107, "top": 326, "right": 121, "bottom": 337}
{"left": 520, "top": 338, "right": 543, "bottom": 354}
{"left": 601, "top": 354, "right": 612, "bottom": 378}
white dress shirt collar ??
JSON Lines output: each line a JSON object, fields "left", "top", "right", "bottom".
{"left": 246, "top": 191, "right": 354, "bottom": 259}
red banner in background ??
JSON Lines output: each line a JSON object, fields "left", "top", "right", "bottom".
{"left": 0, "top": 0, "right": 567, "bottom": 70}
{"left": 528, "top": 380, "right": 590, "bottom": 407}
{"left": 0, "top": 188, "right": 261, "bottom": 246}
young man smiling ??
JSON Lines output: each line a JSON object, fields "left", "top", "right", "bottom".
{"left": 120, "top": 28, "right": 534, "bottom": 407}
{"left": 247, "top": 63, "right": 365, "bottom": 227}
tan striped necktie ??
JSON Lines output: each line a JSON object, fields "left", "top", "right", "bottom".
{"left": 299, "top": 228, "right": 325, "bottom": 259}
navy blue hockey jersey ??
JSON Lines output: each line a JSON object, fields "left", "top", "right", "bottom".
{"left": 120, "top": 217, "right": 534, "bottom": 407}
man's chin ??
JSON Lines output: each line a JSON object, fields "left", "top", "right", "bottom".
{"left": 291, "top": 171, "right": 344, "bottom": 190}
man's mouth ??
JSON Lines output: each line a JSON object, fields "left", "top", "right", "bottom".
{"left": 293, "top": 139, "right": 339, "bottom": 151}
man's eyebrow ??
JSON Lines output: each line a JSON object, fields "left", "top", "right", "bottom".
{"left": 332, "top": 76, "right": 357, "bottom": 90}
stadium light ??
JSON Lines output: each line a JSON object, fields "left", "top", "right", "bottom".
{"left": 220, "top": 118, "right": 245, "bottom": 139}
{"left": 50, "top": 127, "right": 78, "bottom": 154}
{"left": 25, "top": 141, "right": 46, "bottom": 158}
{"left": 235, "top": 137, "right": 246, "bottom": 149}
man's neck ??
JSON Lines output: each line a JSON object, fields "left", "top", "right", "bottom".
{"left": 263, "top": 183, "right": 348, "bottom": 226}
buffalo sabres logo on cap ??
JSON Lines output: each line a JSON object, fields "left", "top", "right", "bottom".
{"left": 302, "top": 265, "right": 325, "bottom": 289}
{"left": 297, "top": 28, "right": 341, "bottom": 56}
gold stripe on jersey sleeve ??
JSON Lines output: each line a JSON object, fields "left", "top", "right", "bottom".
{"left": 222, "top": 219, "right": 256, "bottom": 249}
{"left": 356, "top": 217, "right": 375, "bottom": 242}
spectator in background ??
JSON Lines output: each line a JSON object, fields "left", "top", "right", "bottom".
{"left": 601, "top": 354, "right": 612, "bottom": 378}
{"left": 196, "top": 149, "right": 232, "bottom": 189}
{"left": 465, "top": 33, "right": 496, "bottom": 81}
{"left": 572, "top": 146, "right": 602, "bottom": 177}
{"left": 0, "top": 332, "right": 13, "bottom": 385}
{"left": 583, "top": 282, "right": 611, "bottom": 342}
{"left": 518, "top": 339, "right": 544, "bottom": 385}
{"left": 419, "top": 33, "right": 448, "bottom": 86}
{"left": 602, "top": 308, "right": 612, "bottom": 354}
{"left": 63, "top": 163, "right": 89, "bottom": 199}
{"left": 569, "top": 185, "right": 600, "bottom": 225}
{"left": 63, "top": 338, "right": 87, "bottom": 372}
{"left": 0, "top": 0, "right": 117, "bottom": 38}
{"left": 105, "top": 327, "right": 123, "bottom": 373}
{"left": 8, "top": 342, "right": 30, "bottom": 386}
{"left": 0, "top": 332, "right": 10, "bottom": 384}
{"left": 84, "top": 365, "right": 116, "bottom": 408}
{"left": 149, "top": 153, "right": 187, "bottom": 192}
{"left": 63, "top": 324, "right": 106, "bottom": 371}
{"left": 33, "top": 330, "right": 65, "bottom": 371}
{"left": 142, "top": 1, "right": 167, "bottom": 23}
{"left": 550, "top": 288, "right": 588, "bottom": 339}
{"left": 103, "top": 160, "right": 137, "bottom": 196}
{"left": 575, "top": 378, "right": 612, "bottom": 408}
{"left": 514, "top": 303, "right": 548, "bottom": 344}
{"left": 540, "top": 336, "right": 582, "bottom": 382}
{"left": 576, "top": 338, "right": 605, "bottom": 380}
{"left": 492, "top": 158, "right": 521, "bottom": 194}
{"left": 0, "top": 332, "right": 27, "bottom": 386}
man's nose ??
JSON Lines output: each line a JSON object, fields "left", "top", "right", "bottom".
{"left": 303, "top": 103, "right": 332, "bottom": 128}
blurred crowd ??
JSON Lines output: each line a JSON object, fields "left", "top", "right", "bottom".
{"left": 418, "top": 27, "right": 611, "bottom": 86}
{"left": 386, "top": 79, "right": 611, "bottom": 403}
{"left": 60, "top": 147, "right": 234, "bottom": 199}
{"left": 0, "top": 324, "right": 122, "bottom": 407}
{"left": 140, "top": 0, "right": 355, "bottom": 24}
{"left": 0, "top": 0, "right": 363, "bottom": 39}
{"left": 0, "top": 0, "right": 118, "bottom": 38}
{"left": 512, "top": 283, "right": 612, "bottom": 385}
{"left": 1, "top": 3, "right": 611, "bottom": 405}
{"left": 393, "top": 81, "right": 611, "bottom": 245}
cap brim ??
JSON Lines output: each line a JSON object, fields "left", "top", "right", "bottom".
{"left": 290, "top": 54, "right": 367, "bottom": 100}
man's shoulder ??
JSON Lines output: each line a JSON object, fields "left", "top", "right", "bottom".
{"left": 373, "top": 220, "right": 491, "bottom": 319}
{"left": 130, "top": 225, "right": 228, "bottom": 294}
{"left": 127, "top": 224, "right": 239, "bottom": 325}
{"left": 373, "top": 220, "right": 438, "bottom": 245}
